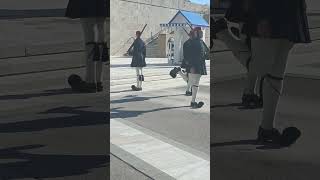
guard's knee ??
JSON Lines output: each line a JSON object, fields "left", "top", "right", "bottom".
{"left": 85, "top": 42, "right": 100, "bottom": 61}
{"left": 191, "top": 75, "right": 201, "bottom": 86}
{"left": 138, "top": 75, "right": 144, "bottom": 81}
{"left": 99, "top": 42, "right": 109, "bottom": 62}
{"left": 259, "top": 74, "right": 284, "bottom": 96}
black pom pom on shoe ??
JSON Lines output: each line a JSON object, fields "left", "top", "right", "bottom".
{"left": 280, "top": 127, "right": 301, "bottom": 147}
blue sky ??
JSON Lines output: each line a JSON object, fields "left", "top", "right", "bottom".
{"left": 189, "top": 0, "right": 210, "bottom": 5}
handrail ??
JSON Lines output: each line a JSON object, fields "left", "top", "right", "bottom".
{"left": 111, "top": 37, "right": 135, "bottom": 56}
{"left": 117, "top": 29, "right": 165, "bottom": 56}
{"left": 145, "top": 29, "right": 164, "bottom": 45}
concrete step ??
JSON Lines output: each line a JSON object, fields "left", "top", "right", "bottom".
{"left": 146, "top": 41, "right": 161, "bottom": 58}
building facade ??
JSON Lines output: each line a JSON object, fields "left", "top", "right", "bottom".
{"left": 110, "top": 0, "right": 210, "bottom": 57}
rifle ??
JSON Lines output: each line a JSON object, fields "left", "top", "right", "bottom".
{"left": 185, "top": 22, "right": 194, "bottom": 32}
{"left": 127, "top": 24, "right": 147, "bottom": 54}
{"left": 182, "top": 27, "right": 190, "bottom": 36}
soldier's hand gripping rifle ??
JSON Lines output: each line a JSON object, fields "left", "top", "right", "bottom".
{"left": 126, "top": 24, "right": 147, "bottom": 56}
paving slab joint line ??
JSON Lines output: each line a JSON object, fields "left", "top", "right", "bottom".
{"left": 110, "top": 152, "right": 157, "bottom": 180}
{"left": 213, "top": 74, "right": 247, "bottom": 83}
{"left": 111, "top": 76, "right": 190, "bottom": 86}
{"left": 110, "top": 84, "right": 197, "bottom": 96}
{"left": 112, "top": 118, "right": 210, "bottom": 161}
{"left": 0, "top": 49, "right": 84, "bottom": 60}
{"left": 286, "top": 73, "right": 320, "bottom": 80}
{"left": 111, "top": 73, "right": 211, "bottom": 86}
{"left": 110, "top": 144, "right": 175, "bottom": 180}
{"left": 212, "top": 73, "right": 320, "bottom": 84}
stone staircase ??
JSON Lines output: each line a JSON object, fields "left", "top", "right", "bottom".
{"left": 146, "top": 37, "right": 162, "bottom": 58}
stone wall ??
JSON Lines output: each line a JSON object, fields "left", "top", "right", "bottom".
{"left": 213, "top": 0, "right": 320, "bottom": 12}
{"left": 110, "top": 0, "right": 210, "bottom": 56}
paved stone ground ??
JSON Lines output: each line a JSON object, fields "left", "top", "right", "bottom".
{"left": 0, "top": 55, "right": 210, "bottom": 179}
{"left": 212, "top": 77, "right": 320, "bottom": 180}
{"left": 0, "top": 17, "right": 83, "bottom": 59}
{"left": 212, "top": 26, "right": 320, "bottom": 179}
{"left": 0, "top": 63, "right": 109, "bottom": 179}
{"left": 0, "top": 9, "right": 320, "bottom": 179}
{"left": 110, "top": 57, "right": 211, "bottom": 179}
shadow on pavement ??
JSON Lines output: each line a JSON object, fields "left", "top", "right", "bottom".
{"left": 211, "top": 102, "right": 243, "bottom": 109}
{"left": 211, "top": 139, "right": 258, "bottom": 147}
{"left": 212, "top": 139, "right": 288, "bottom": 150}
{"left": 0, "top": 145, "right": 108, "bottom": 179}
{"left": 0, "top": 106, "right": 109, "bottom": 133}
{"left": 111, "top": 105, "right": 190, "bottom": 119}
{"left": 110, "top": 63, "right": 172, "bottom": 68}
{"left": 110, "top": 89, "right": 135, "bottom": 94}
{"left": 212, "top": 102, "right": 262, "bottom": 110}
{"left": 0, "top": 88, "right": 76, "bottom": 100}
{"left": 111, "top": 94, "right": 184, "bottom": 104}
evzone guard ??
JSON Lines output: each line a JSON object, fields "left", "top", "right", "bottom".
{"left": 212, "top": 0, "right": 262, "bottom": 108}
{"left": 170, "top": 27, "right": 208, "bottom": 108}
{"left": 128, "top": 29, "right": 147, "bottom": 91}
{"left": 65, "top": 0, "right": 109, "bottom": 93}
{"left": 213, "top": 0, "right": 310, "bottom": 146}
{"left": 170, "top": 30, "right": 194, "bottom": 96}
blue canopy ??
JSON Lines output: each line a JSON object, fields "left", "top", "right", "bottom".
{"left": 168, "top": 10, "right": 209, "bottom": 27}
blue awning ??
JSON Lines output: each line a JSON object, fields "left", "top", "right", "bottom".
{"left": 163, "top": 10, "right": 209, "bottom": 28}
{"left": 179, "top": 10, "right": 209, "bottom": 27}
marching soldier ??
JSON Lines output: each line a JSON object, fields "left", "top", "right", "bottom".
{"left": 170, "top": 30, "right": 194, "bottom": 96}
{"left": 212, "top": 0, "right": 263, "bottom": 108}
{"left": 188, "top": 27, "right": 208, "bottom": 108}
{"left": 249, "top": 0, "right": 310, "bottom": 146}
{"left": 128, "top": 31, "right": 147, "bottom": 91}
{"left": 66, "top": 0, "right": 109, "bottom": 93}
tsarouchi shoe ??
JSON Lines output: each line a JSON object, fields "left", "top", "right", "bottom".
{"left": 191, "top": 101, "right": 204, "bottom": 109}
{"left": 169, "top": 67, "right": 181, "bottom": 78}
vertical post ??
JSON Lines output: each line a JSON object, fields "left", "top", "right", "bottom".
{"left": 173, "top": 26, "right": 188, "bottom": 65}
{"left": 173, "top": 27, "right": 182, "bottom": 65}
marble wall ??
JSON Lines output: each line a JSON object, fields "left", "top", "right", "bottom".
{"left": 110, "top": 0, "right": 210, "bottom": 56}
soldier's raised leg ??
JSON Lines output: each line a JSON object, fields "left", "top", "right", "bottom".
{"left": 213, "top": 18, "right": 261, "bottom": 108}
